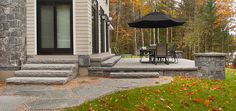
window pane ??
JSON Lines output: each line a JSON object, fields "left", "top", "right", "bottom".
{"left": 57, "top": 5, "right": 71, "bottom": 48}
{"left": 41, "top": 5, "right": 54, "bottom": 48}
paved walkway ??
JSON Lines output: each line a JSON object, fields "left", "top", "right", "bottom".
{"left": 0, "top": 76, "right": 172, "bottom": 111}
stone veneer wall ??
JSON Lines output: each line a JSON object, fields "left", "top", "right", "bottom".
{"left": 195, "top": 53, "right": 227, "bottom": 80}
{"left": 0, "top": 0, "right": 26, "bottom": 70}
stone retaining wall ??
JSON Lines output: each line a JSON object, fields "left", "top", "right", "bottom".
{"left": 195, "top": 53, "right": 226, "bottom": 80}
{"left": 0, "top": 0, "right": 26, "bottom": 70}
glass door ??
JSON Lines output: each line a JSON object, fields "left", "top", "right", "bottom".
{"left": 37, "top": 0, "right": 73, "bottom": 54}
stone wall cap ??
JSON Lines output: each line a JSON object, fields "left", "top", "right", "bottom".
{"left": 194, "top": 52, "right": 227, "bottom": 57}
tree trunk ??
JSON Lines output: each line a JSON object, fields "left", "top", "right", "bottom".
{"left": 139, "top": 0, "right": 144, "bottom": 47}
{"left": 149, "top": 30, "right": 152, "bottom": 45}
{"left": 141, "top": 29, "right": 144, "bottom": 47}
{"left": 132, "top": 0, "right": 137, "bottom": 55}
{"left": 115, "top": 0, "right": 121, "bottom": 42}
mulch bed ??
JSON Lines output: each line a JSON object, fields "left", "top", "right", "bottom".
{"left": 226, "top": 65, "right": 236, "bottom": 69}
{"left": 0, "top": 82, "right": 6, "bottom": 95}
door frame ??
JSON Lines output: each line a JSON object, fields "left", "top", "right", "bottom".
{"left": 37, "top": 0, "right": 73, "bottom": 55}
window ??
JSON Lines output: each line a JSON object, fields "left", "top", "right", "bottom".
{"left": 92, "top": 0, "right": 99, "bottom": 54}
{"left": 100, "top": 8, "right": 105, "bottom": 53}
{"left": 37, "top": 0, "right": 73, "bottom": 54}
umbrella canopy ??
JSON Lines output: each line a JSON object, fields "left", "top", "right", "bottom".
{"left": 128, "top": 12, "right": 185, "bottom": 28}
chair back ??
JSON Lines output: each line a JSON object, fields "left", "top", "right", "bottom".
{"left": 170, "top": 44, "right": 177, "bottom": 55}
{"left": 156, "top": 43, "right": 168, "bottom": 57}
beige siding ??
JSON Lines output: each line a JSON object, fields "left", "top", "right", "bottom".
{"left": 74, "top": 0, "right": 92, "bottom": 55}
{"left": 26, "top": 0, "right": 36, "bottom": 55}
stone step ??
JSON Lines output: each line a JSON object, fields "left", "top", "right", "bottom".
{"left": 90, "top": 53, "right": 115, "bottom": 62}
{"left": 101, "top": 56, "right": 121, "bottom": 67}
{"left": 6, "top": 77, "right": 69, "bottom": 85}
{"left": 88, "top": 67, "right": 198, "bottom": 72}
{"left": 110, "top": 72, "right": 159, "bottom": 78}
{"left": 22, "top": 64, "right": 75, "bottom": 70}
{"left": 27, "top": 56, "right": 78, "bottom": 64}
{"left": 15, "top": 70, "right": 72, "bottom": 77}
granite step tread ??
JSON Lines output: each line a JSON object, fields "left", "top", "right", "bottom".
{"left": 101, "top": 56, "right": 121, "bottom": 67}
{"left": 22, "top": 64, "right": 75, "bottom": 70}
{"left": 110, "top": 72, "right": 159, "bottom": 78}
{"left": 6, "top": 77, "right": 69, "bottom": 85}
{"left": 15, "top": 70, "right": 72, "bottom": 77}
{"left": 90, "top": 53, "right": 115, "bottom": 62}
{"left": 27, "top": 57, "right": 78, "bottom": 64}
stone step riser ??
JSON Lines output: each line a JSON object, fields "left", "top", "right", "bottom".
{"left": 110, "top": 75, "right": 159, "bottom": 78}
{"left": 27, "top": 60, "right": 76, "bottom": 64}
{"left": 110, "top": 72, "right": 159, "bottom": 78}
{"left": 15, "top": 70, "right": 72, "bottom": 77}
{"left": 22, "top": 64, "right": 75, "bottom": 70}
{"left": 6, "top": 77, "right": 68, "bottom": 85}
{"left": 89, "top": 68, "right": 198, "bottom": 78}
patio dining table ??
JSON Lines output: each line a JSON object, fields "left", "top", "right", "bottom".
{"left": 140, "top": 44, "right": 173, "bottom": 64}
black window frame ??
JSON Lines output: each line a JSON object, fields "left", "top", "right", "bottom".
{"left": 37, "top": 0, "right": 73, "bottom": 55}
{"left": 106, "top": 20, "right": 109, "bottom": 52}
{"left": 100, "top": 7, "right": 105, "bottom": 53}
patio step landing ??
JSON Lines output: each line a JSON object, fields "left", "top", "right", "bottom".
{"left": 6, "top": 56, "right": 78, "bottom": 85}
{"left": 90, "top": 53, "right": 121, "bottom": 67}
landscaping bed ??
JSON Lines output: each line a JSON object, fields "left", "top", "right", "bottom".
{"left": 66, "top": 68, "right": 236, "bottom": 111}
{"left": 0, "top": 82, "right": 5, "bottom": 95}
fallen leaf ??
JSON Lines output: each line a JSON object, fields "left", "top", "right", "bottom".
{"left": 212, "top": 107, "right": 223, "bottom": 111}
{"left": 180, "top": 87, "right": 189, "bottom": 91}
{"left": 204, "top": 99, "right": 212, "bottom": 107}
{"left": 208, "top": 96, "right": 216, "bottom": 101}
{"left": 192, "top": 98, "right": 204, "bottom": 104}
{"left": 155, "top": 89, "right": 161, "bottom": 94}
{"left": 180, "top": 100, "right": 190, "bottom": 107}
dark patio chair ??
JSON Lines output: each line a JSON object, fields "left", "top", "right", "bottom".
{"left": 154, "top": 43, "right": 169, "bottom": 65}
{"left": 168, "top": 44, "right": 178, "bottom": 63}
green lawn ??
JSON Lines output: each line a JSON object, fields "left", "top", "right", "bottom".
{"left": 66, "top": 69, "right": 236, "bottom": 111}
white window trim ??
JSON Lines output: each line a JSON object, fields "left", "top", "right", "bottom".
{"left": 34, "top": 0, "right": 37, "bottom": 55}
{"left": 73, "top": 0, "right": 76, "bottom": 55}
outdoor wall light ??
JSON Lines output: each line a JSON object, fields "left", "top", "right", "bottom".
{"left": 93, "top": 0, "right": 97, "bottom": 7}
{"left": 102, "top": 15, "right": 106, "bottom": 20}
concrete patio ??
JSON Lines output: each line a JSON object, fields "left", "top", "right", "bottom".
{"left": 114, "top": 58, "right": 196, "bottom": 69}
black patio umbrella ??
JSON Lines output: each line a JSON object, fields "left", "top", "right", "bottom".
{"left": 128, "top": 12, "right": 185, "bottom": 28}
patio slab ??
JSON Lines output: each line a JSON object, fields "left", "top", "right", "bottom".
{"left": 114, "top": 58, "right": 196, "bottom": 69}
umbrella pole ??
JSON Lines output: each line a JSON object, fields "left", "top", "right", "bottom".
{"left": 149, "top": 29, "right": 152, "bottom": 45}
{"left": 153, "top": 28, "right": 156, "bottom": 44}
{"left": 166, "top": 28, "right": 169, "bottom": 43}
{"left": 158, "top": 28, "right": 160, "bottom": 44}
